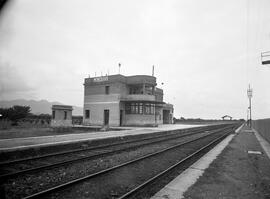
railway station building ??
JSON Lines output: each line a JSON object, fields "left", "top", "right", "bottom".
{"left": 83, "top": 74, "right": 174, "bottom": 126}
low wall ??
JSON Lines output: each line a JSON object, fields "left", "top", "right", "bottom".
{"left": 51, "top": 119, "right": 73, "bottom": 127}
{"left": 252, "top": 118, "right": 270, "bottom": 143}
{"left": 124, "top": 114, "right": 156, "bottom": 126}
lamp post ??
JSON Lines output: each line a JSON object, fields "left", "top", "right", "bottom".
{"left": 247, "top": 84, "right": 253, "bottom": 128}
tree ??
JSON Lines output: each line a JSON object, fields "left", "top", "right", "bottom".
{"left": 0, "top": 105, "right": 31, "bottom": 124}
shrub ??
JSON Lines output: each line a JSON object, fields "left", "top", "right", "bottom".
{"left": 0, "top": 119, "right": 12, "bottom": 129}
{"left": 0, "top": 105, "right": 31, "bottom": 125}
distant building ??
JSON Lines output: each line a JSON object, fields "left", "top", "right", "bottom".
{"left": 222, "top": 115, "right": 232, "bottom": 120}
{"left": 51, "top": 105, "right": 73, "bottom": 127}
{"left": 83, "top": 74, "right": 173, "bottom": 126}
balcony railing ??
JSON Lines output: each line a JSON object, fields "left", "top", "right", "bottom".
{"left": 121, "top": 94, "right": 155, "bottom": 102}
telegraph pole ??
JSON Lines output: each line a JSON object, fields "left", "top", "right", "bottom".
{"left": 246, "top": 109, "right": 249, "bottom": 123}
{"left": 247, "top": 84, "right": 253, "bottom": 128}
{"left": 118, "top": 63, "right": 121, "bottom": 74}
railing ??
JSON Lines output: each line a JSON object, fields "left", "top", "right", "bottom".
{"left": 122, "top": 94, "right": 155, "bottom": 101}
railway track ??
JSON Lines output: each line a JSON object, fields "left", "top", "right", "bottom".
{"left": 0, "top": 125, "right": 217, "bottom": 164}
{"left": 0, "top": 124, "right": 230, "bottom": 180}
{"left": 17, "top": 123, "right": 239, "bottom": 199}
{"left": 119, "top": 129, "right": 233, "bottom": 199}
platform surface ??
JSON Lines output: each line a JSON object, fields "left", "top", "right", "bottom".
{"left": 0, "top": 124, "right": 204, "bottom": 152}
{"left": 152, "top": 124, "right": 270, "bottom": 199}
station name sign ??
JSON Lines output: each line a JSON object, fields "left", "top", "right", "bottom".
{"left": 93, "top": 76, "right": 108, "bottom": 82}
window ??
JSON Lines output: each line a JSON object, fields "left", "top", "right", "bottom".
{"left": 125, "top": 103, "right": 145, "bottom": 114}
{"left": 151, "top": 104, "right": 155, "bottom": 114}
{"left": 125, "top": 104, "right": 131, "bottom": 114}
{"left": 135, "top": 103, "right": 138, "bottom": 113}
{"left": 131, "top": 103, "right": 135, "bottom": 113}
{"left": 129, "top": 87, "right": 141, "bottom": 95}
{"left": 85, "top": 110, "right": 90, "bottom": 119}
{"left": 105, "top": 86, "right": 110, "bottom": 94}
{"left": 64, "top": 111, "right": 67, "bottom": 120}
{"left": 144, "top": 103, "right": 155, "bottom": 115}
{"left": 139, "top": 103, "right": 143, "bottom": 114}
{"left": 144, "top": 103, "right": 150, "bottom": 114}
{"left": 52, "top": 111, "right": 55, "bottom": 119}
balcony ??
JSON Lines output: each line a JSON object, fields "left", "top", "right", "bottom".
{"left": 126, "top": 75, "right": 156, "bottom": 85}
{"left": 121, "top": 94, "right": 155, "bottom": 102}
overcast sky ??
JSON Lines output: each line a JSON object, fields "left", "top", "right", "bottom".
{"left": 0, "top": 0, "right": 270, "bottom": 119}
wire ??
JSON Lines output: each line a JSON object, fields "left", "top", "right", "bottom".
{"left": 246, "top": 0, "right": 250, "bottom": 85}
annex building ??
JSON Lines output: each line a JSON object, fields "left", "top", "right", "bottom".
{"left": 83, "top": 74, "right": 173, "bottom": 126}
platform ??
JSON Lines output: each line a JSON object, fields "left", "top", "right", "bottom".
{"left": 0, "top": 124, "right": 204, "bottom": 152}
{"left": 152, "top": 124, "right": 270, "bottom": 199}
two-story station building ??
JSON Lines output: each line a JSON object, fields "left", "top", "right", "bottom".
{"left": 83, "top": 74, "right": 173, "bottom": 126}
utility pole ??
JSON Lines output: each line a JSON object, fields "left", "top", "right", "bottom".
{"left": 246, "top": 109, "right": 249, "bottom": 123}
{"left": 247, "top": 84, "right": 253, "bottom": 128}
{"left": 118, "top": 63, "right": 121, "bottom": 74}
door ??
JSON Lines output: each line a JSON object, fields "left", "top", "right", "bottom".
{"left": 120, "top": 110, "right": 123, "bottom": 126}
{"left": 163, "top": 110, "right": 169, "bottom": 124}
{"left": 104, "top": 110, "right": 109, "bottom": 125}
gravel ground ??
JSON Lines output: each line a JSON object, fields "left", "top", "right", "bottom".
{"left": 184, "top": 125, "right": 270, "bottom": 199}
{"left": 46, "top": 132, "right": 224, "bottom": 199}
{"left": 1, "top": 126, "right": 206, "bottom": 162}
{"left": 0, "top": 128, "right": 205, "bottom": 173}
{"left": 2, "top": 124, "right": 229, "bottom": 164}
{"left": 3, "top": 132, "right": 211, "bottom": 199}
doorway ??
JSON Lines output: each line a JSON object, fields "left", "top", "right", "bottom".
{"left": 104, "top": 109, "right": 109, "bottom": 125}
{"left": 120, "top": 110, "right": 123, "bottom": 126}
{"left": 163, "top": 110, "right": 170, "bottom": 124}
